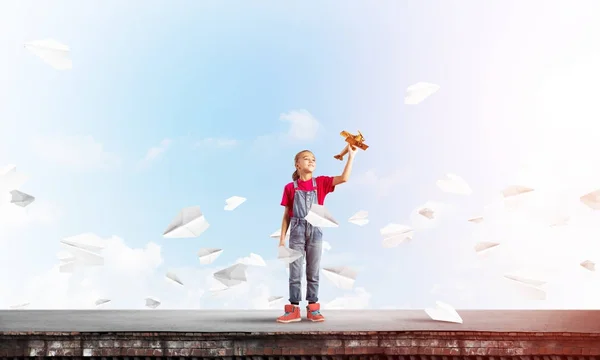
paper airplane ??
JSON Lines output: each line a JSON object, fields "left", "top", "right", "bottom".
{"left": 580, "top": 189, "right": 600, "bottom": 210}
{"left": 436, "top": 173, "right": 472, "bottom": 195}
{"left": 581, "top": 260, "right": 596, "bottom": 272}
{"left": 237, "top": 253, "right": 266, "bottom": 267}
{"left": 163, "top": 206, "right": 210, "bottom": 238}
{"left": 208, "top": 282, "right": 230, "bottom": 295}
{"left": 10, "top": 190, "right": 35, "bottom": 207}
{"left": 270, "top": 228, "right": 290, "bottom": 240}
{"left": 9, "top": 303, "right": 30, "bottom": 310}
{"left": 504, "top": 277, "right": 546, "bottom": 300}
{"left": 95, "top": 299, "right": 111, "bottom": 306}
{"left": 198, "top": 248, "right": 223, "bottom": 265}
{"left": 424, "top": 301, "right": 463, "bottom": 324}
{"left": 60, "top": 233, "right": 105, "bottom": 253}
{"left": 322, "top": 266, "right": 357, "bottom": 289}
{"left": 224, "top": 196, "right": 246, "bottom": 211}
{"left": 277, "top": 246, "right": 303, "bottom": 264}
{"left": 418, "top": 207, "right": 435, "bottom": 220}
{"left": 24, "top": 39, "right": 72, "bottom": 70}
{"left": 474, "top": 241, "right": 499, "bottom": 253}
{"left": 504, "top": 274, "right": 546, "bottom": 287}
{"left": 166, "top": 271, "right": 184, "bottom": 286}
{"left": 468, "top": 216, "right": 484, "bottom": 224}
{"left": 268, "top": 296, "right": 283, "bottom": 304}
{"left": 145, "top": 297, "right": 161, "bottom": 309}
{"left": 213, "top": 263, "right": 248, "bottom": 287}
{"left": 380, "top": 224, "right": 413, "bottom": 248}
{"left": 404, "top": 82, "right": 440, "bottom": 105}
{"left": 305, "top": 204, "right": 339, "bottom": 227}
{"left": 58, "top": 234, "right": 105, "bottom": 272}
{"left": 502, "top": 185, "right": 534, "bottom": 198}
{"left": 348, "top": 210, "right": 369, "bottom": 226}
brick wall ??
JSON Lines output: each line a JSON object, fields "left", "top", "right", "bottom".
{"left": 1, "top": 331, "right": 599, "bottom": 358}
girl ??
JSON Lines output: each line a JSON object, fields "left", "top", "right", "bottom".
{"left": 276, "top": 144, "right": 357, "bottom": 323}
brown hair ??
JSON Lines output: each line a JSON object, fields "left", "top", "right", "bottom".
{"left": 292, "top": 150, "right": 314, "bottom": 181}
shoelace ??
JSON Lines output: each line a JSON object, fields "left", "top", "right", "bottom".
{"left": 311, "top": 310, "right": 321, "bottom": 315}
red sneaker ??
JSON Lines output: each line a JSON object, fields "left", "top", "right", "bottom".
{"left": 276, "top": 304, "right": 301, "bottom": 323}
{"left": 306, "top": 303, "right": 325, "bottom": 322}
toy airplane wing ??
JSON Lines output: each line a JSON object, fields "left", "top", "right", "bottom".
{"left": 355, "top": 142, "right": 368, "bottom": 150}
{"left": 340, "top": 130, "right": 352, "bottom": 138}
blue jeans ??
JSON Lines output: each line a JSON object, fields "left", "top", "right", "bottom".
{"left": 288, "top": 217, "right": 323, "bottom": 303}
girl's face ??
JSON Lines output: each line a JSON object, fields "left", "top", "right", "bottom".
{"left": 296, "top": 151, "right": 316, "bottom": 173}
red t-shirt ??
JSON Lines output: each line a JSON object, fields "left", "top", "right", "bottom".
{"left": 280, "top": 176, "right": 336, "bottom": 217}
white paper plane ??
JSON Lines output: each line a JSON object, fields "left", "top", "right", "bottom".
{"left": 474, "top": 241, "right": 500, "bottom": 253}
{"left": 277, "top": 246, "right": 303, "bottom": 264}
{"left": 268, "top": 296, "right": 283, "bottom": 304}
{"left": 502, "top": 185, "right": 534, "bottom": 198}
{"left": 322, "top": 266, "right": 357, "bottom": 290}
{"left": 213, "top": 263, "right": 248, "bottom": 287}
{"left": 504, "top": 279, "right": 546, "bottom": 300}
{"left": 59, "top": 243, "right": 104, "bottom": 269}
{"left": 424, "top": 301, "right": 463, "bottom": 324}
{"left": 237, "top": 253, "right": 266, "bottom": 267}
{"left": 10, "top": 190, "right": 35, "bottom": 207}
{"left": 305, "top": 204, "right": 339, "bottom": 227}
{"left": 24, "top": 39, "right": 72, "bottom": 70}
{"left": 380, "top": 224, "right": 413, "bottom": 248}
{"left": 580, "top": 189, "right": 600, "bottom": 210}
{"left": 418, "top": 207, "right": 435, "bottom": 220}
{"left": 208, "top": 282, "right": 229, "bottom": 295}
{"left": 60, "top": 233, "right": 105, "bottom": 253}
{"left": 145, "top": 297, "right": 161, "bottom": 309}
{"left": 270, "top": 228, "right": 290, "bottom": 241}
{"left": 581, "top": 260, "right": 596, "bottom": 271}
{"left": 504, "top": 274, "right": 546, "bottom": 287}
{"left": 404, "top": 82, "right": 440, "bottom": 105}
{"left": 95, "top": 299, "right": 111, "bottom": 306}
{"left": 348, "top": 210, "right": 369, "bottom": 226}
{"left": 224, "top": 196, "right": 246, "bottom": 211}
{"left": 198, "top": 248, "right": 223, "bottom": 265}
{"left": 166, "top": 271, "right": 184, "bottom": 286}
{"left": 9, "top": 303, "right": 30, "bottom": 310}
{"left": 59, "top": 260, "right": 77, "bottom": 273}
{"left": 436, "top": 173, "right": 472, "bottom": 195}
{"left": 163, "top": 206, "right": 210, "bottom": 238}
{"left": 468, "top": 216, "right": 484, "bottom": 224}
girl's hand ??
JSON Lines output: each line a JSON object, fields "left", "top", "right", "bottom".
{"left": 279, "top": 239, "right": 286, "bottom": 247}
{"left": 348, "top": 144, "right": 357, "bottom": 158}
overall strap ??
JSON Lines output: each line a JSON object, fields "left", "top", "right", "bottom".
{"left": 312, "top": 178, "right": 318, "bottom": 199}
{"left": 293, "top": 180, "right": 298, "bottom": 189}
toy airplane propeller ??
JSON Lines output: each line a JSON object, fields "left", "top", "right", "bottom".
{"left": 334, "top": 130, "right": 369, "bottom": 161}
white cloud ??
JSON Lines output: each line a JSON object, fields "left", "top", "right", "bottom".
{"left": 0, "top": 200, "right": 61, "bottom": 231}
{"left": 193, "top": 137, "right": 238, "bottom": 149}
{"left": 353, "top": 168, "right": 410, "bottom": 197}
{"left": 323, "top": 287, "right": 371, "bottom": 309}
{"left": 279, "top": 109, "right": 321, "bottom": 141}
{"left": 30, "top": 134, "right": 120, "bottom": 171}
{"left": 137, "top": 138, "right": 171, "bottom": 169}
{"left": 252, "top": 110, "right": 321, "bottom": 153}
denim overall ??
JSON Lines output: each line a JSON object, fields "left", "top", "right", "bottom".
{"left": 288, "top": 178, "right": 323, "bottom": 304}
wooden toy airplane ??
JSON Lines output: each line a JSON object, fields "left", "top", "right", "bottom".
{"left": 334, "top": 130, "right": 369, "bottom": 160}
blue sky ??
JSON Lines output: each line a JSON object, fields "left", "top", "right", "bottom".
{"left": 2, "top": 0, "right": 600, "bottom": 311}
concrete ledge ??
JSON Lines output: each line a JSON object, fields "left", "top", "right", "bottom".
{"left": 1, "top": 331, "right": 600, "bottom": 357}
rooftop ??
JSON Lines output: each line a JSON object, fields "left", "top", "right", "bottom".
{"left": 1, "top": 309, "right": 599, "bottom": 333}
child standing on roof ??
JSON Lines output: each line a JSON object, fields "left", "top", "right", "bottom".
{"left": 276, "top": 144, "right": 357, "bottom": 323}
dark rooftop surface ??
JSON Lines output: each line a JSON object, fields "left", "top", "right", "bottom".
{"left": 1, "top": 310, "right": 599, "bottom": 333}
